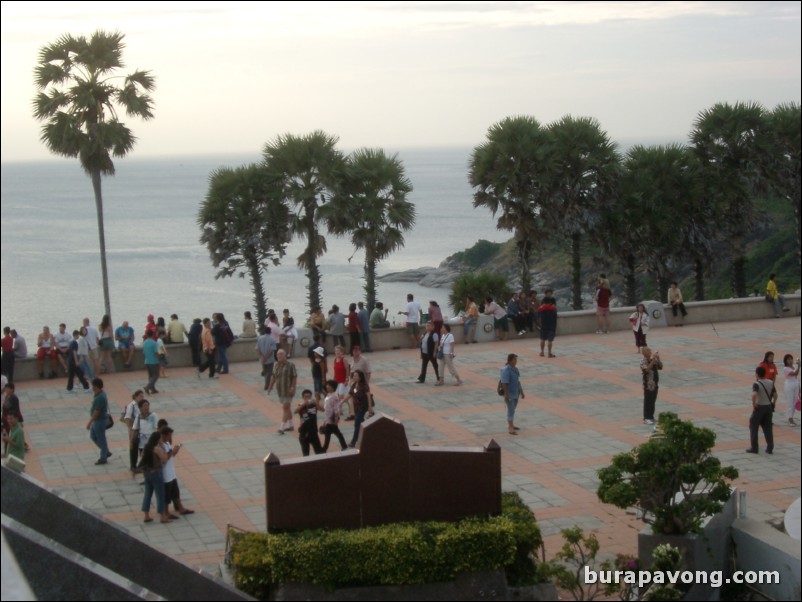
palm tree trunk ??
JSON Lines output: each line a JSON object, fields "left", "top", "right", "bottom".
{"left": 518, "top": 238, "right": 532, "bottom": 293}
{"left": 571, "top": 233, "right": 582, "bottom": 310}
{"left": 656, "top": 272, "right": 669, "bottom": 305}
{"left": 248, "top": 256, "right": 267, "bottom": 328}
{"left": 306, "top": 216, "right": 321, "bottom": 312}
{"left": 731, "top": 253, "right": 747, "bottom": 298}
{"left": 364, "top": 255, "right": 377, "bottom": 312}
{"left": 625, "top": 253, "right": 638, "bottom": 305}
{"left": 694, "top": 258, "right": 705, "bottom": 301}
{"left": 91, "top": 168, "right": 112, "bottom": 319}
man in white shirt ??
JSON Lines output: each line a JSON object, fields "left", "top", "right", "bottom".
{"left": 398, "top": 294, "right": 422, "bottom": 349}
{"left": 53, "top": 323, "right": 72, "bottom": 373}
{"left": 83, "top": 318, "right": 100, "bottom": 373}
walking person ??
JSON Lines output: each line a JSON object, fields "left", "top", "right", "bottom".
{"left": 629, "top": 303, "right": 649, "bottom": 354}
{"left": 86, "top": 378, "right": 111, "bottom": 465}
{"left": 77, "top": 326, "right": 94, "bottom": 380}
{"left": 65, "top": 330, "right": 90, "bottom": 393}
{"left": 746, "top": 366, "right": 776, "bottom": 454}
{"left": 257, "top": 325, "right": 278, "bottom": 390}
{"left": 416, "top": 322, "right": 440, "bottom": 385}
{"left": 500, "top": 354, "right": 524, "bottom": 435}
{"left": 295, "top": 389, "right": 324, "bottom": 456}
{"left": 640, "top": 347, "right": 663, "bottom": 425}
{"left": 187, "top": 318, "right": 203, "bottom": 367}
{"left": 196, "top": 318, "right": 217, "bottom": 379}
{"left": 139, "top": 430, "right": 172, "bottom": 524}
{"left": 595, "top": 275, "right": 611, "bottom": 334}
{"left": 142, "top": 332, "right": 160, "bottom": 395}
{"left": 348, "top": 370, "right": 373, "bottom": 448}
{"left": 437, "top": 324, "right": 462, "bottom": 385}
{"left": 321, "top": 379, "right": 348, "bottom": 452}
{"left": 782, "top": 354, "right": 800, "bottom": 426}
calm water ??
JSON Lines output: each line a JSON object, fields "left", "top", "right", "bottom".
{"left": 1, "top": 148, "right": 508, "bottom": 341}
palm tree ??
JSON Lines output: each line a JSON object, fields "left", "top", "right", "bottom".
{"left": 542, "top": 116, "right": 620, "bottom": 310}
{"left": 327, "top": 149, "right": 415, "bottom": 311}
{"left": 690, "top": 102, "right": 766, "bottom": 297}
{"left": 763, "top": 102, "right": 801, "bottom": 271}
{"left": 263, "top": 131, "right": 346, "bottom": 312}
{"left": 469, "top": 116, "right": 549, "bottom": 292}
{"left": 198, "top": 164, "right": 291, "bottom": 327}
{"left": 32, "top": 30, "right": 155, "bottom": 319}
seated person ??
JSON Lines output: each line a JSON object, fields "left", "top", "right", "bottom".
{"left": 36, "top": 326, "right": 59, "bottom": 378}
{"left": 369, "top": 302, "right": 390, "bottom": 328}
{"left": 53, "top": 323, "right": 72, "bottom": 373}
{"left": 241, "top": 311, "right": 258, "bottom": 338}
{"left": 115, "top": 321, "right": 136, "bottom": 367}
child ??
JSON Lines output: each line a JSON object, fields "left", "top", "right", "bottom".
{"left": 295, "top": 389, "right": 323, "bottom": 456}
{"left": 321, "top": 379, "right": 348, "bottom": 452}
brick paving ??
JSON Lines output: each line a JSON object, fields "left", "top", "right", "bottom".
{"left": 11, "top": 318, "right": 801, "bottom": 574}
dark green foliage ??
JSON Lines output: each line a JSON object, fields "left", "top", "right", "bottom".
{"left": 230, "top": 492, "right": 542, "bottom": 599}
{"left": 449, "top": 240, "right": 504, "bottom": 268}
{"left": 448, "top": 271, "right": 512, "bottom": 316}
{"left": 597, "top": 413, "right": 738, "bottom": 535}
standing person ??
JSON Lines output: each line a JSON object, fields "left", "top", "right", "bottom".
{"left": 240, "top": 311, "right": 257, "bottom": 339}
{"left": 197, "top": 318, "right": 217, "bottom": 379}
{"left": 12, "top": 330, "right": 27, "bottom": 363}
{"left": 765, "top": 273, "right": 790, "bottom": 317}
{"left": 483, "top": 296, "right": 508, "bottom": 341}
{"left": 348, "top": 370, "right": 373, "bottom": 448}
{"left": 782, "top": 354, "right": 800, "bottom": 426}
{"left": 280, "top": 317, "right": 298, "bottom": 358}
{"left": 142, "top": 332, "right": 160, "bottom": 395}
{"left": 309, "top": 306, "right": 328, "bottom": 344}
{"left": 77, "top": 326, "right": 94, "bottom": 380}
{"left": 139, "top": 430, "right": 172, "bottom": 524}
{"left": 321, "top": 379, "right": 348, "bottom": 452}
{"left": 629, "top": 303, "right": 649, "bottom": 354}
{"left": 36, "top": 326, "right": 59, "bottom": 379}
{"left": 667, "top": 282, "right": 688, "bottom": 325}
{"left": 65, "top": 330, "right": 90, "bottom": 393}
{"left": 308, "top": 343, "right": 327, "bottom": 402}
{"left": 747, "top": 366, "right": 776, "bottom": 454}
{"left": 2, "top": 383, "right": 25, "bottom": 457}
{"left": 86, "top": 377, "right": 111, "bottom": 465}
{"left": 416, "top": 321, "right": 440, "bottom": 385}
{"left": 329, "top": 305, "right": 346, "bottom": 349}
{"left": 398, "top": 294, "right": 422, "bottom": 349}
{"left": 97, "top": 314, "right": 115, "bottom": 373}
{"left": 500, "top": 354, "right": 524, "bottom": 435}
{"left": 158, "top": 422, "right": 194, "bottom": 516}
{"left": 134, "top": 399, "right": 159, "bottom": 458}
{"left": 257, "top": 326, "right": 278, "bottom": 390}
{"left": 115, "top": 321, "right": 135, "bottom": 368}
{"left": 357, "top": 302, "right": 372, "bottom": 352}
{"left": 640, "top": 347, "right": 663, "bottom": 425}
{"left": 528, "top": 291, "right": 541, "bottom": 331}
{"left": 82, "top": 318, "right": 100, "bottom": 374}
{"left": 123, "top": 390, "right": 143, "bottom": 473}
{"left": 758, "top": 351, "right": 778, "bottom": 382}
{"left": 2, "top": 413, "right": 24, "bottom": 463}
{"left": 518, "top": 291, "right": 531, "bottom": 336}
{"left": 350, "top": 345, "right": 372, "bottom": 384}
{"left": 212, "top": 313, "right": 232, "bottom": 374}
{"left": 595, "top": 275, "right": 611, "bottom": 334}
{"left": 428, "top": 300, "right": 444, "bottom": 335}
{"left": 156, "top": 333, "right": 169, "bottom": 378}
{"left": 267, "top": 349, "right": 298, "bottom": 435}
{"left": 331, "top": 345, "right": 351, "bottom": 419}
{"left": 463, "top": 295, "right": 479, "bottom": 343}
{"left": 295, "top": 389, "right": 324, "bottom": 456}
{"left": 187, "top": 318, "right": 203, "bottom": 367}
{"left": 538, "top": 290, "right": 558, "bottom": 358}
{"left": 438, "top": 324, "right": 462, "bottom": 386}
{"left": 1, "top": 327, "right": 15, "bottom": 384}
{"left": 167, "top": 314, "right": 188, "bottom": 345}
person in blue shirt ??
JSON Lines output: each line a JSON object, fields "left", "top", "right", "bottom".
{"left": 500, "top": 353, "right": 525, "bottom": 435}
{"left": 142, "top": 333, "right": 160, "bottom": 395}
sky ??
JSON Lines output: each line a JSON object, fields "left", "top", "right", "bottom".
{"left": 2, "top": 1, "right": 800, "bottom": 162}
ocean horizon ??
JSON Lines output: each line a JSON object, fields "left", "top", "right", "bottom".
{"left": 1, "top": 147, "right": 510, "bottom": 342}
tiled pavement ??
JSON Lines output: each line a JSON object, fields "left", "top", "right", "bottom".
{"left": 11, "top": 318, "right": 801, "bottom": 574}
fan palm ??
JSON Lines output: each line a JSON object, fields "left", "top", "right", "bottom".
{"left": 327, "top": 149, "right": 415, "bottom": 311}
{"left": 263, "top": 131, "right": 346, "bottom": 312}
{"left": 199, "top": 165, "right": 291, "bottom": 327}
{"left": 32, "top": 30, "right": 155, "bottom": 318}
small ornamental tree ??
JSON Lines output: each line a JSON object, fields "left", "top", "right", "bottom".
{"left": 597, "top": 413, "right": 738, "bottom": 535}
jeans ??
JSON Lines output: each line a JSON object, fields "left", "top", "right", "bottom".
{"left": 419, "top": 353, "right": 439, "bottom": 382}
{"left": 360, "top": 332, "right": 372, "bottom": 352}
{"left": 643, "top": 387, "right": 658, "bottom": 421}
{"left": 463, "top": 317, "right": 476, "bottom": 340}
{"left": 199, "top": 350, "right": 216, "bottom": 377}
{"left": 350, "top": 410, "right": 367, "bottom": 447}
{"left": 142, "top": 469, "right": 166, "bottom": 514}
{"left": 505, "top": 397, "right": 519, "bottom": 422}
{"left": 67, "top": 363, "right": 89, "bottom": 391}
{"left": 770, "top": 295, "right": 786, "bottom": 317}
{"left": 217, "top": 345, "right": 229, "bottom": 373}
{"left": 146, "top": 364, "right": 159, "bottom": 391}
{"left": 90, "top": 419, "right": 109, "bottom": 462}
{"left": 79, "top": 354, "right": 94, "bottom": 380}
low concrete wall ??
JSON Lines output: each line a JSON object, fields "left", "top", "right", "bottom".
{"left": 9, "top": 295, "right": 799, "bottom": 382}
{"left": 731, "top": 517, "right": 801, "bottom": 601}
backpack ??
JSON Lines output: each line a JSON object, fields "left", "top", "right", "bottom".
{"left": 222, "top": 324, "right": 234, "bottom": 347}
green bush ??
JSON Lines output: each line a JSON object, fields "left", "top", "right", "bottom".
{"left": 448, "top": 271, "right": 512, "bottom": 315}
{"left": 230, "top": 492, "right": 542, "bottom": 599}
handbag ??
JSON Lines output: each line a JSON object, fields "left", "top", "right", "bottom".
{"left": 105, "top": 414, "right": 114, "bottom": 430}
{"left": 497, "top": 380, "right": 505, "bottom": 396}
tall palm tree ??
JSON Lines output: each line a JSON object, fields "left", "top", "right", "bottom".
{"left": 263, "top": 131, "right": 346, "bottom": 312}
{"left": 542, "top": 116, "right": 620, "bottom": 310}
{"left": 32, "top": 30, "right": 155, "bottom": 319}
{"left": 763, "top": 102, "right": 801, "bottom": 271}
{"left": 327, "top": 149, "right": 415, "bottom": 311}
{"left": 198, "top": 164, "right": 291, "bottom": 327}
{"left": 690, "top": 101, "right": 765, "bottom": 297}
{"left": 469, "top": 116, "right": 549, "bottom": 292}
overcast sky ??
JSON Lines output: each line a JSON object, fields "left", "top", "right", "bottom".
{"left": 2, "top": 1, "right": 800, "bottom": 162}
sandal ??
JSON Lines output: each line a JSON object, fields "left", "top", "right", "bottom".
{"left": 143, "top": 517, "right": 153, "bottom": 523}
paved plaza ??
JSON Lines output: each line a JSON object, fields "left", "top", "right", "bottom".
{"left": 10, "top": 318, "right": 801, "bottom": 575}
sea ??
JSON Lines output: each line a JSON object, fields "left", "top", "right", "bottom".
{"left": 1, "top": 148, "right": 509, "bottom": 342}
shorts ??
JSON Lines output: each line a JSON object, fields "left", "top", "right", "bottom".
{"left": 595, "top": 307, "right": 610, "bottom": 317}
{"left": 118, "top": 341, "right": 133, "bottom": 349}
{"left": 540, "top": 328, "right": 556, "bottom": 342}
{"left": 164, "top": 479, "right": 181, "bottom": 506}
{"left": 100, "top": 338, "right": 114, "bottom": 351}
{"left": 278, "top": 395, "right": 294, "bottom": 405}
{"left": 335, "top": 383, "right": 349, "bottom": 398}
{"left": 37, "top": 348, "right": 57, "bottom": 360}
{"left": 406, "top": 323, "right": 420, "bottom": 337}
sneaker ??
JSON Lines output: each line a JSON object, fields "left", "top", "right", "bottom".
{"left": 277, "top": 428, "right": 285, "bottom": 435}
{"left": 595, "top": 330, "right": 602, "bottom": 334}
{"left": 83, "top": 387, "right": 91, "bottom": 393}
{"left": 643, "top": 419, "right": 655, "bottom": 425}
{"left": 782, "top": 306, "right": 790, "bottom": 312}
{"left": 744, "top": 448, "right": 758, "bottom": 454}
{"left": 94, "top": 460, "right": 108, "bottom": 465}
{"left": 66, "top": 389, "right": 75, "bottom": 394}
